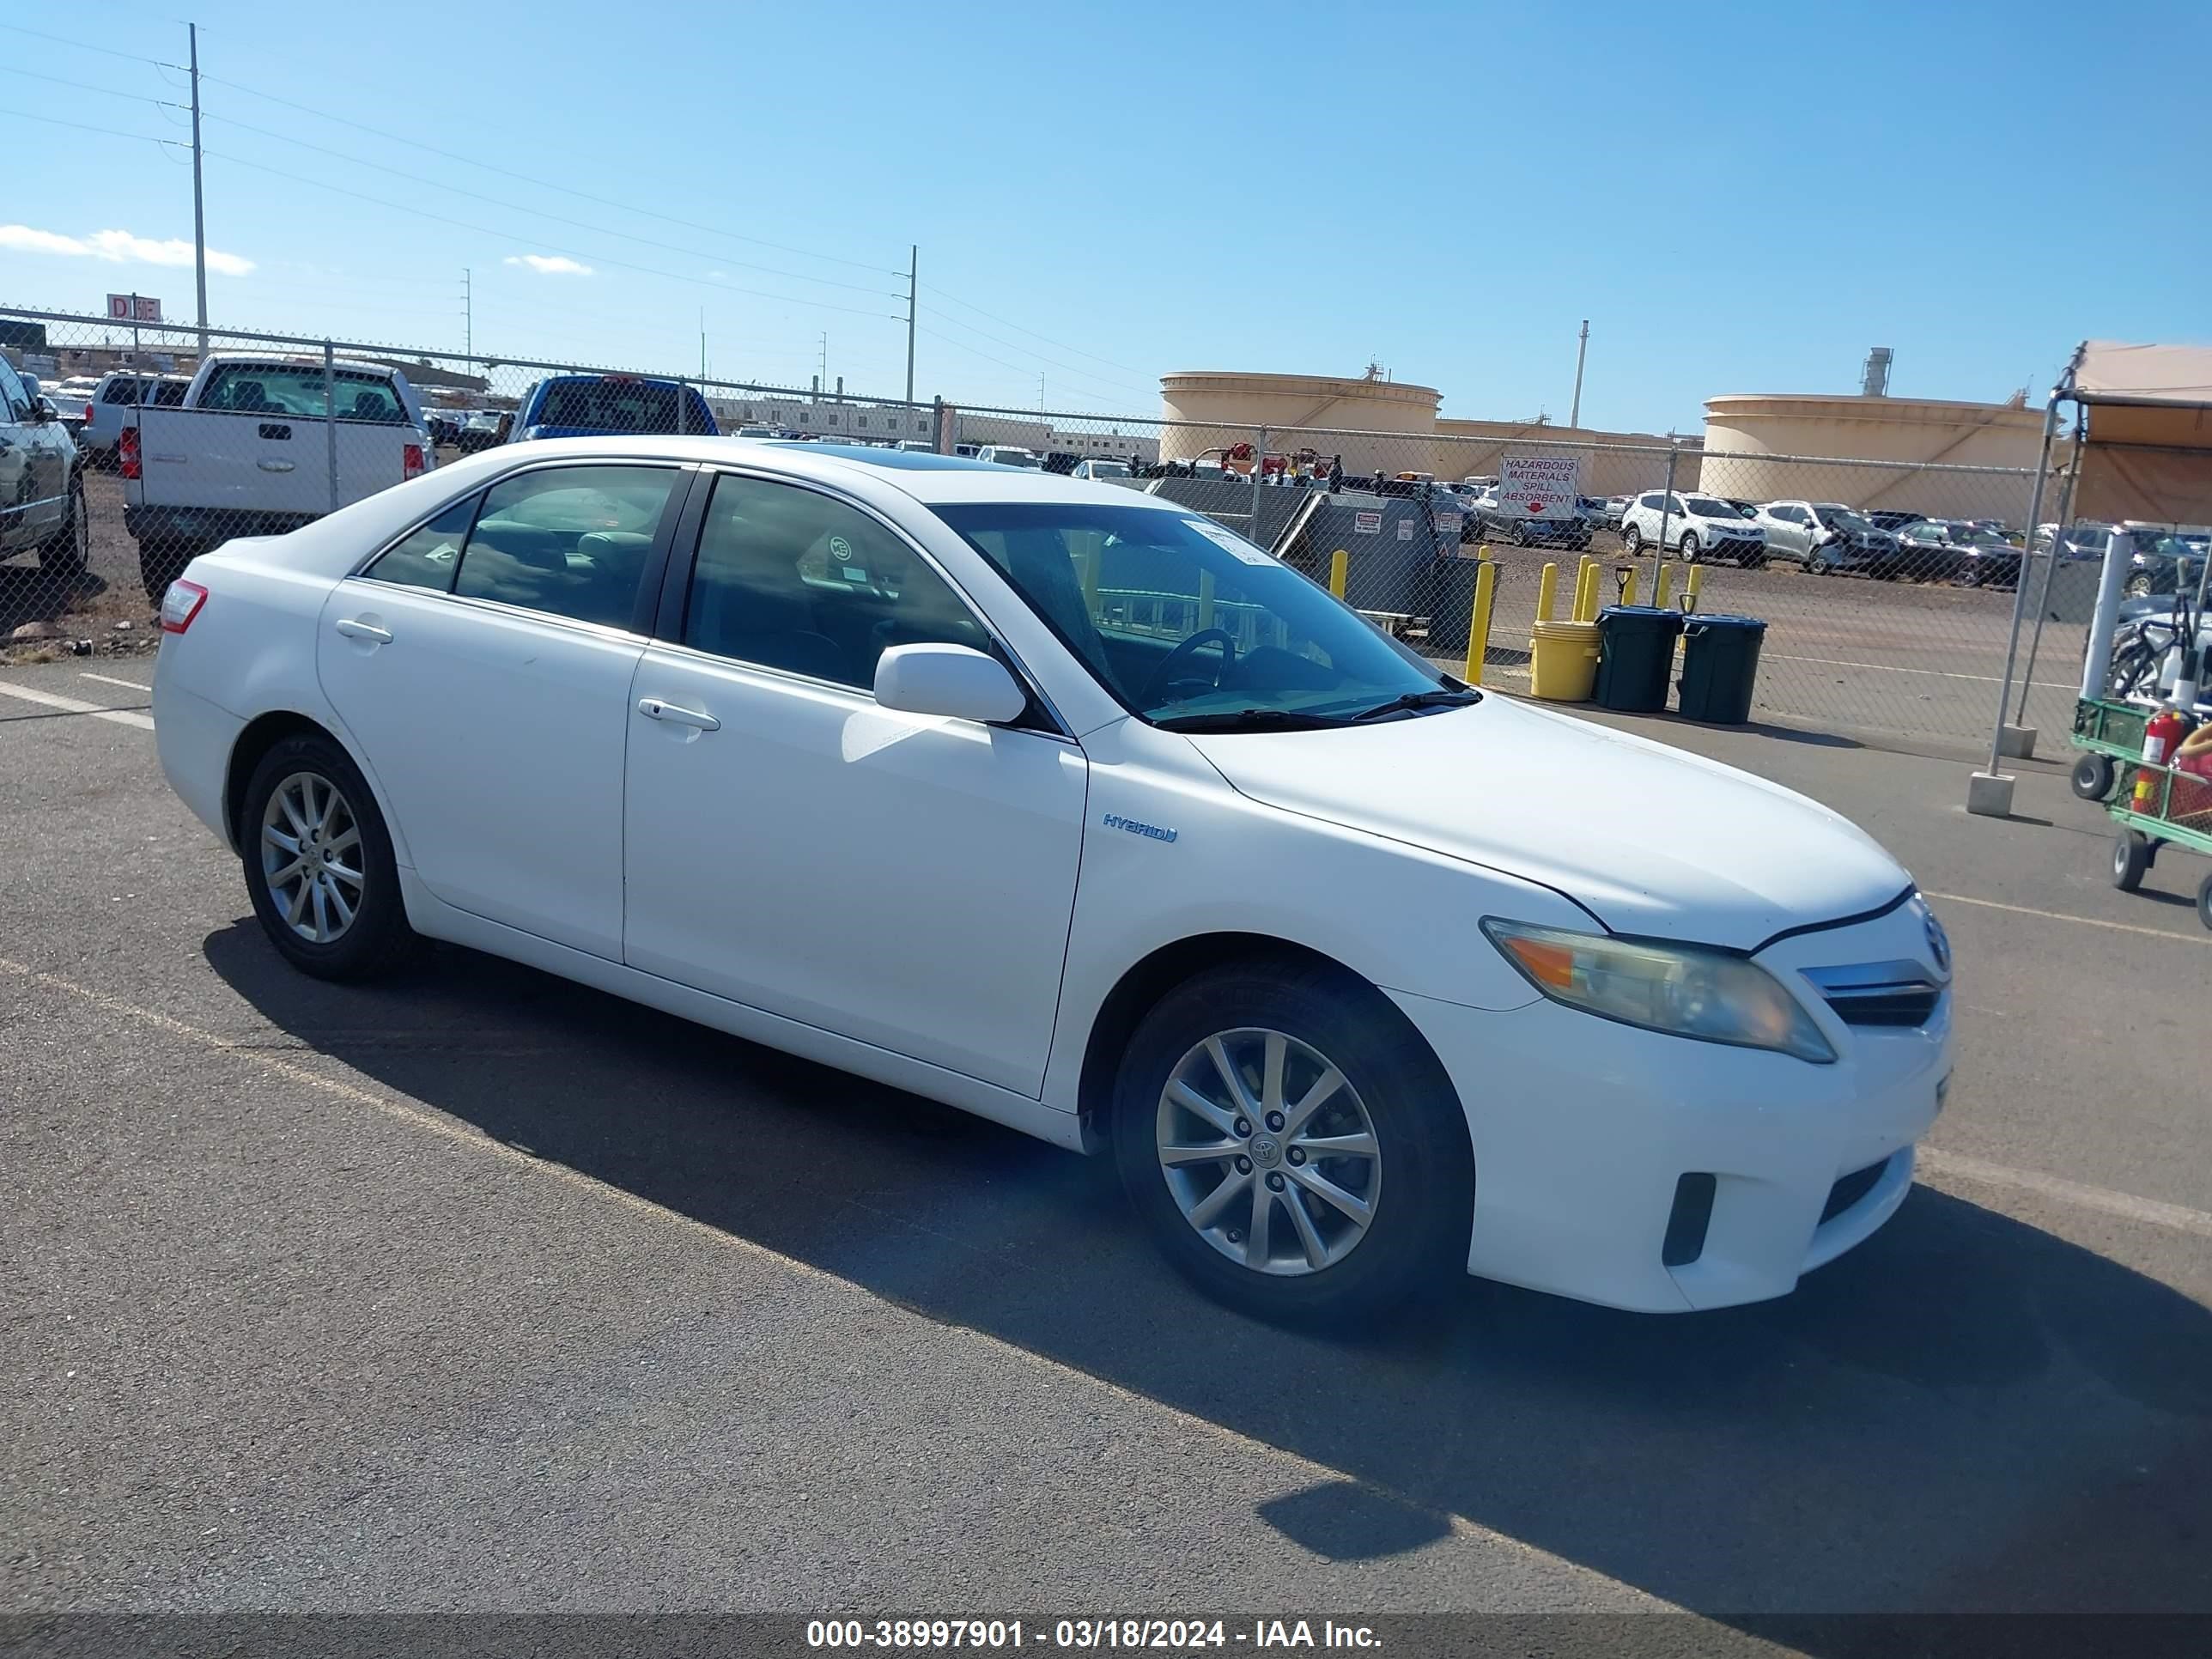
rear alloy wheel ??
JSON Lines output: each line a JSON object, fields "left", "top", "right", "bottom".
{"left": 1621, "top": 523, "right": 1644, "bottom": 556}
{"left": 241, "top": 733, "right": 422, "bottom": 980}
{"left": 1113, "top": 960, "right": 1471, "bottom": 1328}
{"left": 2124, "top": 573, "right": 2155, "bottom": 599}
{"left": 40, "top": 480, "right": 88, "bottom": 579}
{"left": 2112, "top": 829, "right": 2150, "bottom": 892}
{"left": 1679, "top": 533, "right": 1701, "bottom": 564}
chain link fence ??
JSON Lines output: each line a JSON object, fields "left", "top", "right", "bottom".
{"left": 5, "top": 302, "right": 2087, "bottom": 752}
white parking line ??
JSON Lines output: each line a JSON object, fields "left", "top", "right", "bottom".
{"left": 1765, "top": 653, "right": 2077, "bottom": 690}
{"left": 0, "top": 680, "right": 155, "bottom": 731}
{"left": 1919, "top": 1146, "right": 2212, "bottom": 1241}
{"left": 80, "top": 672, "right": 152, "bottom": 692}
{"left": 1924, "top": 890, "right": 2211, "bottom": 946}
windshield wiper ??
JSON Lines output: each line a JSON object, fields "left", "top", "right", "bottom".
{"left": 1348, "top": 688, "right": 1482, "bottom": 721}
{"left": 1152, "top": 708, "right": 1352, "bottom": 733}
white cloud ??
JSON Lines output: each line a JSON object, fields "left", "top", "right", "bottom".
{"left": 504, "top": 253, "right": 592, "bottom": 276}
{"left": 0, "top": 223, "right": 253, "bottom": 276}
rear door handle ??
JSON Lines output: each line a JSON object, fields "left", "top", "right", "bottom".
{"left": 636, "top": 696, "right": 719, "bottom": 732}
{"left": 334, "top": 618, "right": 392, "bottom": 644}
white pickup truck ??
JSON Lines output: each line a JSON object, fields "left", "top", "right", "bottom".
{"left": 124, "top": 353, "right": 434, "bottom": 599}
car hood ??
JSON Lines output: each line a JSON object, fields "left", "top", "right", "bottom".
{"left": 1182, "top": 697, "right": 1910, "bottom": 950}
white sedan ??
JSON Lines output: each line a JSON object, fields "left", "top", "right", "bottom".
{"left": 151, "top": 438, "right": 1953, "bottom": 1324}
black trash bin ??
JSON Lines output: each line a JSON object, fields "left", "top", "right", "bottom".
{"left": 1677, "top": 614, "right": 1767, "bottom": 723}
{"left": 1592, "top": 605, "right": 1685, "bottom": 713}
{"left": 1422, "top": 557, "right": 1484, "bottom": 657}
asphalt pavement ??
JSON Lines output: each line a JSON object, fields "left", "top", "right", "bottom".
{"left": 2, "top": 659, "right": 2209, "bottom": 1638}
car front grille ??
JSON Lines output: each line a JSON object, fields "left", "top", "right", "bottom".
{"left": 1820, "top": 1157, "right": 1893, "bottom": 1225}
{"left": 1801, "top": 961, "right": 1944, "bottom": 1028}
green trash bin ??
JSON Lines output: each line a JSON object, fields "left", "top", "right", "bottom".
{"left": 1677, "top": 614, "right": 1767, "bottom": 723}
{"left": 1592, "top": 605, "right": 1685, "bottom": 713}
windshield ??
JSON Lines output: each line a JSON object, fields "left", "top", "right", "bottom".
{"left": 933, "top": 503, "right": 1455, "bottom": 726}
{"left": 535, "top": 378, "right": 688, "bottom": 432}
{"left": 1815, "top": 506, "right": 1875, "bottom": 532}
{"left": 985, "top": 450, "right": 1042, "bottom": 468}
{"left": 1085, "top": 461, "right": 1131, "bottom": 477}
{"left": 1685, "top": 498, "right": 1735, "bottom": 518}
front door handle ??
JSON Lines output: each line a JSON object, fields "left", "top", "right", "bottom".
{"left": 636, "top": 696, "right": 720, "bottom": 732}
{"left": 334, "top": 617, "right": 392, "bottom": 644}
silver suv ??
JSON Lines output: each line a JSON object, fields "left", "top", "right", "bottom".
{"left": 0, "top": 360, "right": 86, "bottom": 578}
{"left": 80, "top": 369, "right": 190, "bottom": 464}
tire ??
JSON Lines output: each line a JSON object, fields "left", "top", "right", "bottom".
{"left": 39, "top": 479, "right": 88, "bottom": 578}
{"left": 1679, "top": 533, "right": 1701, "bottom": 564}
{"left": 2112, "top": 829, "right": 2150, "bottom": 893}
{"left": 1510, "top": 520, "right": 1530, "bottom": 547}
{"left": 1620, "top": 523, "right": 1643, "bottom": 556}
{"left": 138, "top": 535, "right": 202, "bottom": 605}
{"left": 1110, "top": 957, "right": 1472, "bottom": 1329}
{"left": 2124, "top": 573, "right": 2154, "bottom": 599}
{"left": 2070, "top": 753, "right": 2116, "bottom": 801}
{"left": 2198, "top": 872, "right": 2212, "bottom": 933}
{"left": 240, "top": 733, "right": 423, "bottom": 981}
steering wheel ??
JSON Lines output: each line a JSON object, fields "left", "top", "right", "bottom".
{"left": 1136, "top": 628, "right": 1238, "bottom": 706}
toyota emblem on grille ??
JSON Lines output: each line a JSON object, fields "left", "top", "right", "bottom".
{"left": 1924, "top": 908, "right": 1952, "bottom": 975}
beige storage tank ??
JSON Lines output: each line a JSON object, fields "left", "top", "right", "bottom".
{"left": 1700, "top": 393, "right": 2046, "bottom": 521}
{"left": 1159, "top": 370, "right": 1440, "bottom": 475}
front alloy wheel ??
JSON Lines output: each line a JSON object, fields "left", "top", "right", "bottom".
{"left": 1679, "top": 533, "right": 1701, "bottom": 563}
{"left": 1156, "top": 1029, "right": 1381, "bottom": 1276}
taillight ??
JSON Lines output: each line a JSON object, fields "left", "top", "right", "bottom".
{"left": 402, "top": 442, "right": 425, "bottom": 479}
{"left": 119, "top": 424, "right": 143, "bottom": 479}
{"left": 83, "top": 401, "right": 94, "bottom": 424}
{"left": 160, "top": 579, "right": 208, "bottom": 634}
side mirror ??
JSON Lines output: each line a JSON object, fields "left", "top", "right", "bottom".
{"left": 32, "top": 398, "right": 59, "bottom": 424}
{"left": 20, "top": 374, "right": 40, "bottom": 403}
{"left": 873, "top": 642, "right": 1028, "bottom": 726}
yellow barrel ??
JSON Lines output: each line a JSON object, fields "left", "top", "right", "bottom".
{"left": 1528, "top": 618, "right": 1601, "bottom": 702}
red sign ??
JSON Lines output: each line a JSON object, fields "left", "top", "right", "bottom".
{"left": 106, "top": 294, "right": 162, "bottom": 323}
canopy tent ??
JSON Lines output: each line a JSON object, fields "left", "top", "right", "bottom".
{"left": 2065, "top": 340, "right": 2212, "bottom": 526}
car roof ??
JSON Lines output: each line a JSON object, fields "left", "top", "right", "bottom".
{"left": 462, "top": 434, "right": 1187, "bottom": 509}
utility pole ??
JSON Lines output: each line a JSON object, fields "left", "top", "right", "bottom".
{"left": 1569, "top": 319, "right": 1589, "bottom": 430}
{"left": 188, "top": 23, "right": 208, "bottom": 358}
{"left": 904, "top": 245, "right": 918, "bottom": 406}
{"left": 699, "top": 307, "right": 707, "bottom": 380}
{"left": 817, "top": 332, "right": 828, "bottom": 398}
{"left": 461, "top": 268, "right": 472, "bottom": 360}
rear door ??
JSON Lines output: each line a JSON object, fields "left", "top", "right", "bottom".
{"left": 316, "top": 460, "right": 690, "bottom": 959}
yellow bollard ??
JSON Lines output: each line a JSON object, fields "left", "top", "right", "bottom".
{"left": 1197, "top": 568, "right": 1216, "bottom": 631}
{"left": 1534, "top": 561, "right": 1559, "bottom": 624}
{"left": 1683, "top": 565, "right": 1705, "bottom": 613}
{"left": 1653, "top": 563, "right": 1673, "bottom": 610}
{"left": 1328, "top": 548, "right": 1349, "bottom": 599}
{"left": 1620, "top": 567, "right": 1638, "bottom": 608}
{"left": 1574, "top": 556, "right": 1599, "bottom": 621}
{"left": 1463, "top": 560, "right": 1497, "bottom": 686}
{"left": 1078, "top": 543, "right": 1101, "bottom": 617}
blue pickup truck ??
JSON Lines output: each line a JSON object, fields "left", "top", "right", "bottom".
{"left": 508, "top": 374, "right": 719, "bottom": 441}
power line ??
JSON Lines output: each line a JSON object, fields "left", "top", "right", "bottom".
{"left": 914, "top": 326, "right": 1133, "bottom": 411}
{"left": 0, "top": 64, "right": 181, "bottom": 106}
{"left": 200, "top": 111, "right": 901, "bottom": 299}
{"left": 0, "top": 22, "right": 178, "bottom": 69}
{"left": 916, "top": 309, "right": 1152, "bottom": 402}
{"left": 921, "top": 281, "right": 1150, "bottom": 379}
{"left": 198, "top": 70, "right": 902, "bottom": 278}
{"left": 0, "top": 103, "right": 175, "bottom": 143}
{"left": 203, "top": 150, "right": 908, "bottom": 322}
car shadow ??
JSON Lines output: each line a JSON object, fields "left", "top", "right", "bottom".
{"left": 204, "top": 924, "right": 2212, "bottom": 1624}
{"left": 0, "top": 562, "right": 106, "bottom": 639}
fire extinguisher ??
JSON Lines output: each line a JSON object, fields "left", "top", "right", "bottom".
{"left": 2135, "top": 702, "right": 2193, "bottom": 815}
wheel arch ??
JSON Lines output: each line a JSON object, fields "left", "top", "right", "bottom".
{"left": 222, "top": 710, "right": 408, "bottom": 870}
{"left": 1073, "top": 932, "right": 1465, "bottom": 1150}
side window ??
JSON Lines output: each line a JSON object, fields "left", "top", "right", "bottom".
{"left": 335, "top": 374, "right": 404, "bottom": 424}
{"left": 1638, "top": 493, "right": 1662, "bottom": 509}
{"left": 102, "top": 378, "right": 140, "bottom": 404}
{"left": 0, "top": 361, "right": 26, "bottom": 420}
{"left": 453, "top": 465, "right": 678, "bottom": 629}
{"left": 684, "top": 474, "right": 989, "bottom": 690}
{"left": 367, "top": 495, "right": 478, "bottom": 592}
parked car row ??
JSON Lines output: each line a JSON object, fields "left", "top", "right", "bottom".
{"left": 1600, "top": 491, "right": 2036, "bottom": 586}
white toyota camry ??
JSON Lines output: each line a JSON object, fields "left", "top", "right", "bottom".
{"left": 152, "top": 438, "right": 1953, "bottom": 1324}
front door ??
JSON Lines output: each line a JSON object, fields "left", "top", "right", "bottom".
{"left": 623, "top": 471, "right": 1086, "bottom": 1096}
{"left": 316, "top": 462, "right": 687, "bottom": 959}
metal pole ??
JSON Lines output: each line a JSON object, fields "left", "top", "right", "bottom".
{"left": 322, "top": 340, "right": 337, "bottom": 515}
{"left": 1654, "top": 437, "right": 1678, "bottom": 592}
{"left": 1984, "top": 392, "right": 2063, "bottom": 775}
{"left": 1569, "top": 320, "right": 1589, "bottom": 429}
{"left": 2013, "top": 434, "right": 2082, "bottom": 724}
{"left": 189, "top": 23, "right": 208, "bottom": 359}
{"left": 131, "top": 291, "right": 140, "bottom": 362}
{"left": 462, "top": 268, "right": 471, "bottom": 360}
{"left": 904, "top": 245, "right": 918, "bottom": 406}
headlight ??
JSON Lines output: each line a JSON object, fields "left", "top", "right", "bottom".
{"left": 1481, "top": 920, "right": 1836, "bottom": 1063}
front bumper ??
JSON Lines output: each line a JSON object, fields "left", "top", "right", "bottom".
{"left": 1389, "top": 902, "right": 1950, "bottom": 1312}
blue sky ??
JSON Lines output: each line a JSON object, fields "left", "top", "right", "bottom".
{"left": 4, "top": 1, "right": 2206, "bottom": 429}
